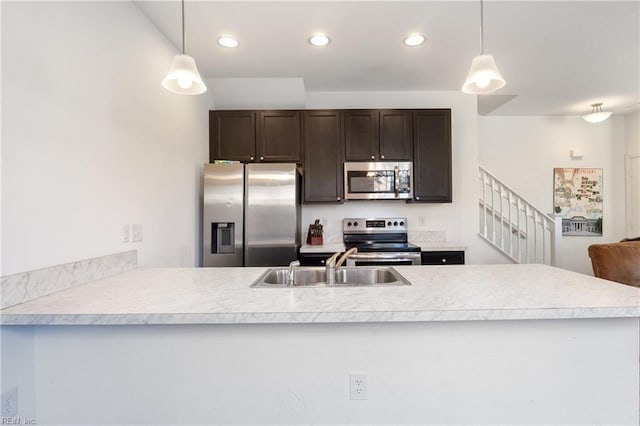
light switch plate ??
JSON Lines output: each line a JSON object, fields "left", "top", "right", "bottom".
{"left": 132, "top": 224, "right": 143, "bottom": 242}
{"left": 122, "top": 224, "right": 131, "bottom": 243}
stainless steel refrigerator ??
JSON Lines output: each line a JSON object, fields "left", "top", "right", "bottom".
{"left": 202, "top": 163, "right": 301, "bottom": 267}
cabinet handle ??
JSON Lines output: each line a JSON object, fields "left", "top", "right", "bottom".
{"left": 416, "top": 196, "right": 420, "bottom": 200}
{"left": 441, "top": 258, "right": 447, "bottom": 263}
{"left": 250, "top": 156, "right": 254, "bottom": 161}
{"left": 337, "top": 197, "right": 341, "bottom": 201}
{"left": 381, "top": 155, "right": 385, "bottom": 159}
{"left": 371, "top": 155, "right": 375, "bottom": 160}
{"left": 260, "top": 156, "right": 264, "bottom": 161}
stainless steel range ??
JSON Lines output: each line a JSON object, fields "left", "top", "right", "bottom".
{"left": 342, "top": 217, "right": 421, "bottom": 266}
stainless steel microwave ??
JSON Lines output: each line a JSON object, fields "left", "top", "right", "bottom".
{"left": 344, "top": 161, "right": 413, "bottom": 200}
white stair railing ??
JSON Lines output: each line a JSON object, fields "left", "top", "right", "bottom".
{"left": 478, "top": 166, "right": 560, "bottom": 265}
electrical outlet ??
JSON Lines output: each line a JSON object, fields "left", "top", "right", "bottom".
{"left": 2, "top": 387, "right": 18, "bottom": 417}
{"left": 131, "top": 224, "right": 143, "bottom": 242}
{"left": 349, "top": 373, "right": 367, "bottom": 400}
{"left": 122, "top": 224, "right": 131, "bottom": 243}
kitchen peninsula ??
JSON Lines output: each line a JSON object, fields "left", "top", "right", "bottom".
{"left": 1, "top": 259, "right": 639, "bottom": 425}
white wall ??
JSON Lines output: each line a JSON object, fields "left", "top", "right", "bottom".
{"left": 479, "top": 116, "right": 627, "bottom": 274}
{"left": 12, "top": 320, "right": 640, "bottom": 424}
{"left": 1, "top": 2, "right": 210, "bottom": 275}
{"left": 626, "top": 110, "right": 640, "bottom": 155}
{"left": 625, "top": 110, "right": 640, "bottom": 236}
{"left": 302, "top": 91, "right": 510, "bottom": 265}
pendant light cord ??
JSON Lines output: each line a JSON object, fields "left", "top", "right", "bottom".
{"left": 480, "top": 0, "right": 485, "bottom": 54}
{"left": 181, "top": 0, "right": 186, "bottom": 54}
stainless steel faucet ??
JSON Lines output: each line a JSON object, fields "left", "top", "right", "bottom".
{"left": 325, "top": 247, "right": 358, "bottom": 285}
{"left": 288, "top": 260, "right": 300, "bottom": 286}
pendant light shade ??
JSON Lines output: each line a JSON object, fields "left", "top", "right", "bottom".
{"left": 162, "top": 54, "right": 206, "bottom": 95}
{"left": 582, "top": 103, "right": 612, "bottom": 123}
{"left": 461, "top": 54, "right": 505, "bottom": 94}
{"left": 461, "top": 0, "right": 505, "bottom": 94}
{"left": 162, "top": 0, "right": 207, "bottom": 95}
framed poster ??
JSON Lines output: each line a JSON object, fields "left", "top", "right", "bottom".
{"left": 553, "top": 168, "right": 603, "bottom": 236}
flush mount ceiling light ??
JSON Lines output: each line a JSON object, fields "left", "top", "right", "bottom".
{"left": 162, "top": 0, "right": 207, "bottom": 95}
{"left": 217, "top": 36, "right": 239, "bottom": 48}
{"left": 582, "top": 103, "right": 612, "bottom": 123}
{"left": 461, "top": 0, "right": 506, "bottom": 94}
{"left": 404, "top": 34, "right": 425, "bottom": 47}
{"left": 309, "top": 33, "right": 331, "bottom": 47}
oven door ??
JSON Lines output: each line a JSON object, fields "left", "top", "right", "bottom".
{"left": 345, "top": 252, "right": 421, "bottom": 266}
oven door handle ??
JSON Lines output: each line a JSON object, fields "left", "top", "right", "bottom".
{"left": 345, "top": 252, "right": 421, "bottom": 266}
{"left": 347, "top": 253, "right": 421, "bottom": 260}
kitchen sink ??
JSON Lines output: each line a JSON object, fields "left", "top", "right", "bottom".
{"left": 251, "top": 266, "right": 411, "bottom": 288}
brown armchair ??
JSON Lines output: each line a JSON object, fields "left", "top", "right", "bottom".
{"left": 587, "top": 241, "right": 640, "bottom": 287}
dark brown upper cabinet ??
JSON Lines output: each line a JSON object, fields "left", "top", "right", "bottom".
{"left": 210, "top": 108, "right": 452, "bottom": 204}
{"left": 412, "top": 109, "right": 452, "bottom": 202}
{"left": 302, "top": 110, "right": 344, "bottom": 203}
{"left": 379, "top": 110, "right": 413, "bottom": 160}
{"left": 344, "top": 110, "right": 378, "bottom": 161}
{"left": 256, "top": 110, "right": 302, "bottom": 162}
{"left": 210, "top": 110, "right": 256, "bottom": 163}
{"left": 210, "top": 110, "right": 302, "bottom": 163}
{"left": 344, "top": 110, "right": 413, "bottom": 161}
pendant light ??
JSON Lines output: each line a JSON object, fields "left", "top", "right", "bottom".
{"left": 162, "top": 0, "right": 207, "bottom": 95}
{"left": 582, "top": 103, "right": 612, "bottom": 123}
{"left": 461, "top": 0, "right": 506, "bottom": 94}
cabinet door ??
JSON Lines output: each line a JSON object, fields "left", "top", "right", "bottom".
{"left": 344, "top": 110, "right": 379, "bottom": 161}
{"left": 299, "top": 252, "right": 334, "bottom": 266}
{"left": 303, "top": 110, "right": 344, "bottom": 203}
{"left": 412, "top": 109, "right": 452, "bottom": 202}
{"left": 210, "top": 111, "right": 256, "bottom": 162}
{"left": 379, "top": 110, "right": 413, "bottom": 161}
{"left": 421, "top": 251, "right": 465, "bottom": 265}
{"left": 256, "top": 110, "right": 302, "bottom": 163}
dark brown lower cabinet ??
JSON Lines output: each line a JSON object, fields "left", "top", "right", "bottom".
{"left": 302, "top": 110, "right": 344, "bottom": 203}
{"left": 412, "top": 109, "right": 452, "bottom": 202}
{"left": 298, "top": 252, "right": 334, "bottom": 266}
{"left": 421, "top": 251, "right": 465, "bottom": 265}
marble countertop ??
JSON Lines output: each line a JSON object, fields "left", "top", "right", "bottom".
{"left": 1, "top": 264, "right": 638, "bottom": 325}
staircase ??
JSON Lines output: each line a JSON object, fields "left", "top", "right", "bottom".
{"left": 478, "top": 166, "right": 560, "bottom": 265}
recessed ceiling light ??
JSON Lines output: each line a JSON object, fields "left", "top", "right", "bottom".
{"left": 309, "top": 33, "right": 331, "bottom": 47}
{"left": 404, "top": 34, "right": 425, "bottom": 46}
{"left": 217, "top": 36, "right": 239, "bottom": 48}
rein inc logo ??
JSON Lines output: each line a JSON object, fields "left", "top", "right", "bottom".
{"left": 1, "top": 418, "right": 35, "bottom": 425}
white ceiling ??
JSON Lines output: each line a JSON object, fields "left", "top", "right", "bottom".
{"left": 135, "top": 1, "right": 640, "bottom": 116}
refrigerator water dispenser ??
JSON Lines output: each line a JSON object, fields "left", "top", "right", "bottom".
{"left": 212, "top": 222, "right": 235, "bottom": 254}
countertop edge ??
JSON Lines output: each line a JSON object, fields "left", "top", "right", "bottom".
{"left": 2, "top": 306, "right": 639, "bottom": 326}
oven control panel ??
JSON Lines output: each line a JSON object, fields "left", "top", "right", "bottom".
{"left": 343, "top": 217, "right": 408, "bottom": 233}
